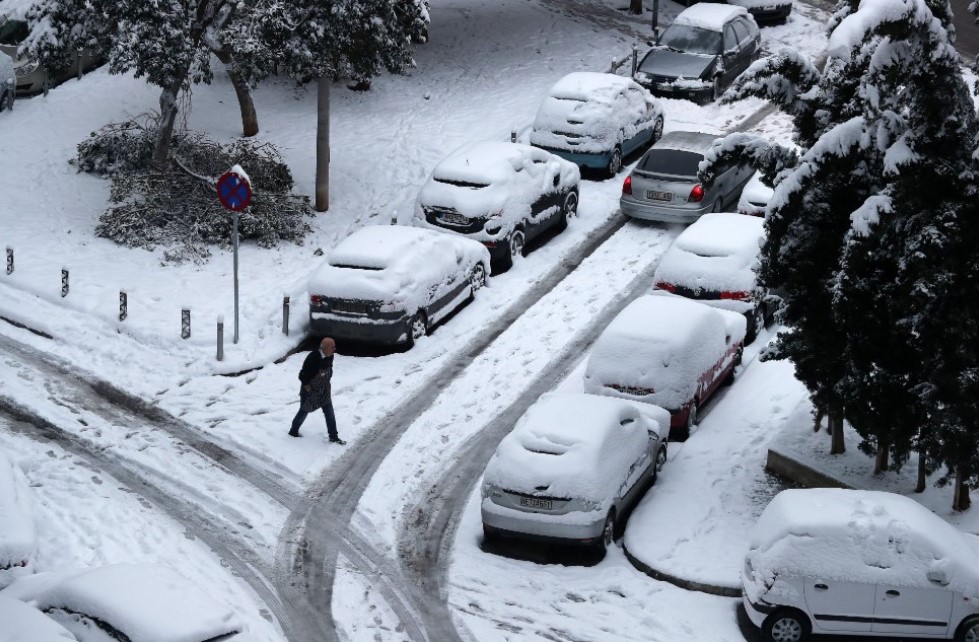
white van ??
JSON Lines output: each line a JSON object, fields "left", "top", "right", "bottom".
{"left": 0, "top": 50, "right": 13, "bottom": 112}
{"left": 742, "top": 488, "right": 979, "bottom": 642}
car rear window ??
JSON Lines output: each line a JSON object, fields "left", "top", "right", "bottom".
{"left": 640, "top": 149, "right": 704, "bottom": 177}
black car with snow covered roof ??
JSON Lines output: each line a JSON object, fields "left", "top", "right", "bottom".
{"left": 633, "top": 4, "right": 760, "bottom": 104}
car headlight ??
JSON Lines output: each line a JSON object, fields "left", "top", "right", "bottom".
{"left": 16, "top": 60, "right": 39, "bottom": 76}
{"left": 378, "top": 301, "right": 404, "bottom": 313}
{"left": 483, "top": 213, "right": 503, "bottom": 235}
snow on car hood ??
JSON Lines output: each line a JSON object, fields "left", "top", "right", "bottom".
{"left": 483, "top": 393, "right": 652, "bottom": 501}
{"left": 654, "top": 213, "right": 764, "bottom": 293}
{"left": 0, "top": 453, "right": 36, "bottom": 588}
{"left": 0, "top": 595, "right": 76, "bottom": 642}
{"left": 639, "top": 48, "right": 717, "bottom": 80}
{"left": 740, "top": 172, "right": 775, "bottom": 210}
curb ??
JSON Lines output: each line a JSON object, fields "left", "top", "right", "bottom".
{"left": 765, "top": 448, "right": 854, "bottom": 490}
{"left": 622, "top": 544, "right": 742, "bottom": 598}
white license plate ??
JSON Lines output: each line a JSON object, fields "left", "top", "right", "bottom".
{"left": 647, "top": 190, "right": 673, "bottom": 201}
{"left": 519, "top": 497, "right": 553, "bottom": 510}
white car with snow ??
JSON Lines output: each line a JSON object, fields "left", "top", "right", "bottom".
{"left": 481, "top": 392, "right": 670, "bottom": 552}
{"left": 0, "top": 453, "right": 35, "bottom": 590}
{"left": 583, "top": 295, "right": 746, "bottom": 441}
{"left": 737, "top": 170, "right": 775, "bottom": 216}
{"left": 0, "top": 564, "right": 243, "bottom": 642}
{"left": 743, "top": 489, "right": 979, "bottom": 642}
{"left": 308, "top": 225, "right": 490, "bottom": 348}
{"left": 530, "top": 71, "right": 665, "bottom": 178}
{"left": 0, "top": 50, "right": 13, "bottom": 113}
{"left": 413, "top": 141, "right": 579, "bottom": 271}
{"left": 653, "top": 212, "right": 770, "bottom": 341}
{"left": 0, "top": 595, "right": 77, "bottom": 642}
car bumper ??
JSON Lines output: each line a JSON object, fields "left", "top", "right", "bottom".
{"left": 641, "top": 81, "right": 714, "bottom": 104}
{"left": 481, "top": 502, "right": 606, "bottom": 544}
{"left": 742, "top": 591, "right": 776, "bottom": 628}
{"left": 309, "top": 314, "right": 407, "bottom": 345}
{"left": 621, "top": 196, "right": 714, "bottom": 223}
{"left": 748, "top": 5, "right": 792, "bottom": 23}
{"left": 531, "top": 144, "right": 612, "bottom": 170}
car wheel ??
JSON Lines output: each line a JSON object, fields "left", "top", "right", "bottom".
{"left": 468, "top": 263, "right": 487, "bottom": 293}
{"left": 672, "top": 403, "right": 696, "bottom": 441}
{"left": 651, "top": 445, "right": 668, "bottom": 483}
{"left": 607, "top": 147, "right": 623, "bottom": 178}
{"left": 746, "top": 305, "right": 764, "bottom": 343}
{"left": 712, "top": 75, "right": 723, "bottom": 102}
{"left": 650, "top": 117, "right": 664, "bottom": 146}
{"left": 555, "top": 190, "right": 578, "bottom": 232}
{"left": 957, "top": 617, "right": 979, "bottom": 642}
{"left": 762, "top": 609, "right": 810, "bottom": 642}
{"left": 404, "top": 311, "right": 427, "bottom": 348}
{"left": 723, "top": 348, "right": 742, "bottom": 386}
{"left": 597, "top": 509, "right": 616, "bottom": 552}
{"left": 508, "top": 229, "right": 526, "bottom": 260}
{"left": 0, "top": 90, "right": 11, "bottom": 112}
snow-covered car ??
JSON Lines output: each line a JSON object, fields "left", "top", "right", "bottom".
{"left": 653, "top": 213, "right": 770, "bottom": 341}
{"left": 481, "top": 392, "right": 670, "bottom": 552}
{"left": 414, "top": 141, "right": 579, "bottom": 270}
{"left": 743, "top": 489, "right": 979, "bottom": 642}
{"left": 0, "top": 50, "right": 13, "bottom": 112}
{"left": 0, "top": 564, "right": 243, "bottom": 642}
{"left": 0, "top": 595, "right": 76, "bottom": 642}
{"left": 620, "top": 130, "right": 754, "bottom": 223}
{"left": 726, "top": 0, "right": 792, "bottom": 25}
{"left": 529, "top": 71, "right": 665, "bottom": 178}
{"left": 583, "top": 295, "right": 746, "bottom": 441}
{"left": 308, "top": 225, "right": 490, "bottom": 347}
{"left": 0, "top": 453, "right": 36, "bottom": 590}
{"left": 633, "top": 4, "right": 760, "bottom": 103}
{"left": 737, "top": 170, "right": 774, "bottom": 216}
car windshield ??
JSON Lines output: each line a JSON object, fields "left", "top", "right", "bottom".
{"left": 658, "top": 24, "right": 721, "bottom": 56}
{"left": 0, "top": 19, "right": 27, "bottom": 46}
{"left": 639, "top": 149, "right": 704, "bottom": 177}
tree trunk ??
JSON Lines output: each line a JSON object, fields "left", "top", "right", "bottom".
{"left": 954, "top": 467, "right": 971, "bottom": 511}
{"left": 829, "top": 408, "right": 845, "bottom": 455}
{"left": 629, "top": 0, "right": 643, "bottom": 14}
{"left": 914, "top": 451, "right": 926, "bottom": 493}
{"left": 215, "top": 45, "right": 258, "bottom": 137}
{"left": 315, "top": 76, "right": 331, "bottom": 212}
{"left": 152, "top": 74, "right": 187, "bottom": 169}
{"left": 874, "top": 442, "right": 889, "bottom": 474}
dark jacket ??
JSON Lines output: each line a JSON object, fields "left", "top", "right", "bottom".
{"left": 299, "top": 350, "right": 333, "bottom": 410}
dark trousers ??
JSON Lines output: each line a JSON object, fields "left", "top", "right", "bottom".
{"left": 290, "top": 403, "right": 338, "bottom": 439}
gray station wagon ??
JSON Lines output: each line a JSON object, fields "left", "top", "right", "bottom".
{"left": 620, "top": 130, "right": 753, "bottom": 223}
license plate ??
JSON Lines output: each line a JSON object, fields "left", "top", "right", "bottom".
{"left": 647, "top": 190, "right": 673, "bottom": 201}
{"left": 519, "top": 497, "right": 553, "bottom": 510}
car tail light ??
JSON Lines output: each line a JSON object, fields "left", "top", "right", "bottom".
{"left": 310, "top": 295, "right": 323, "bottom": 306}
{"left": 720, "top": 291, "right": 750, "bottom": 300}
{"left": 656, "top": 281, "right": 677, "bottom": 293}
{"left": 622, "top": 175, "right": 632, "bottom": 195}
{"left": 689, "top": 184, "right": 705, "bottom": 203}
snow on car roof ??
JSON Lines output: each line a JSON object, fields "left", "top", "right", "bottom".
{"left": 483, "top": 393, "right": 652, "bottom": 500}
{"left": 0, "top": 453, "right": 36, "bottom": 577}
{"left": 674, "top": 213, "right": 764, "bottom": 258}
{"left": 547, "top": 71, "right": 635, "bottom": 102}
{"left": 7, "top": 564, "right": 242, "bottom": 642}
{"left": 0, "top": 595, "right": 76, "bottom": 642}
{"left": 653, "top": 130, "right": 721, "bottom": 155}
{"left": 602, "top": 294, "right": 718, "bottom": 347}
{"left": 656, "top": 214, "right": 764, "bottom": 293}
{"left": 432, "top": 141, "right": 533, "bottom": 186}
{"left": 329, "top": 225, "right": 442, "bottom": 270}
{"left": 673, "top": 3, "right": 749, "bottom": 32}
{"left": 748, "top": 489, "right": 979, "bottom": 593}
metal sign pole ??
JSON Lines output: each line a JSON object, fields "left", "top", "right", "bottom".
{"left": 233, "top": 210, "right": 240, "bottom": 344}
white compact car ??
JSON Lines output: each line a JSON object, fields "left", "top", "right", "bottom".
{"left": 743, "top": 489, "right": 979, "bottom": 642}
{"left": 0, "top": 564, "right": 242, "bottom": 642}
{"left": 308, "top": 225, "right": 491, "bottom": 347}
{"left": 0, "top": 453, "right": 35, "bottom": 590}
{"left": 584, "top": 295, "right": 746, "bottom": 440}
{"left": 653, "top": 212, "right": 769, "bottom": 341}
{"left": 481, "top": 392, "right": 670, "bottom": 552}
{"left": 737, "top": 170, "right": 775, "bottom": 216}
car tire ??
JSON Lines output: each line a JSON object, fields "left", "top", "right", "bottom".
{"left": 404, "top": 311, "right": 427, "bottom": 349}
{"left": 746, "top": 305, "right": 765, "bottom": 343}
{"left": 672, "top": 403, "right": 696, "bottom": 441}
{"left": 651, "top": 445, "right": 668, "bottom": 484}
{"left": 0, "top": 90, "right": 11, "bottom": 112}
{"left": 723, "top": 348, "right": 742, "bottom": 386}
{"left": 762, "top": 609, "right": 811, "bottom": 642}
{"left": 649, "top": 117, "right": 664, "bottom": 148}
{"left": 607, "top": 147, "right": 623, "bottom": 178}
{"left": 957, "top": 616, "right": 979, "bottom": 642}
{"left": 495, "top": 229, "right": 525, "bottom": 271}
{"left": 468, "top": 263, "right": 487, "bottom": 294}
{"left": 712, "top": 75, "right": 723, "bottom": 102}
{"left": 555, "top": 189, "right": 578, "bottom": 232}
{"left": 597, "top": 509, "right": 616, "bottom": 552}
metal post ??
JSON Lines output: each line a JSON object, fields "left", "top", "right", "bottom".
{"left": 216, "top": 315, "right": 224, "bottom": 361}
{"left": 76, "top": 48, "right": 83, "bottom": 80}
{"left": 119, "top": 291, "right": 127, "bottom": 322}
{"left": 5, "top": 79, "right": 12, "bottom": 111}
{"left": 5, "top": 247, "right": 11, "bottom": 275}
{"left": 61, "top": 268, "right": 69, "bottom": 297}
{"left": 233, "top": 210, "right": 239, "bottom": 344}
{"left": 181, "top": 308, "right": 191, "bottom": 339}
{"left": 610, "top": 56, "right": 618, "bottom": 73}
{"left": 511, "top": 130, "right": 517, "bottom": 143}
{"left": 652, "top": 0, "right": 660, "bottom": 38}
{"left": 43, "top": 70, "right": 49, "bottom": 97}
{"left": 282, "top": 295, "right": 290, "bottom": 336}
{"left": 631, "top": 45, "right": 638, "bottom": 77}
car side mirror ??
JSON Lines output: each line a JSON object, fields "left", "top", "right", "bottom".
{"left": 553, "top": 174, "right": 560, "bottom": 188}
{"left": 724, "top": 48, "right": 738, "bottom": 57}
{"left": 927, "top": 569, "right": 950, "bottom": 586}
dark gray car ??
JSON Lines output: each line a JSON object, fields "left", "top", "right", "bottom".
{"left": 620, "top": 130, "right": 754, "bottom": 223}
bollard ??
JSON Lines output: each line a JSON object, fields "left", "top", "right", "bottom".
{"left": 42, "top": 70, "right": 49, "bottom": 97}
{"left": 610, "top": 56, "right": 617, "bottom": 73}
{"left": 5, "top": 79, "right": 12, "bottom": 111}
{"left": 631, "top": 45, "right": 638, "bottom": 77}
{"left": 181, "top": 308, "right": 191, "bottom": 339}
{"left": 119, "top": 290, "right": 128, "bottom": 322}
{"left": 216, "top": 315, "right": 224, "bottom": 361}
{"left": 282, "top": 295, "right": 290, "bottom": 336}
{"left": 5, "top": 247, "right": 11, "bottom": 275}
{"left": 511, "top": 130, "right": 517, "bottom": 143}
{"left": 61, "top": 268, "right": 69, "bottom": 297}
{"left": 76, "top": 48, "right": 83, "bottom": 80}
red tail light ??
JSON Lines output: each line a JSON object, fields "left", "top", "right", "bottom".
{"left": 720, "top": 291, "right": 750, "bottom": 300}
{"left": 656, "top": 281, "right": 677, "bottom": 293}
{"left": 310, "top": 295, "right": 323, "bottom": 306}
{"left": 689, "top": 184, "right": 705, "bottom": 203}
{"left": 622, "top": 175, "right": 632, "bottom": 195}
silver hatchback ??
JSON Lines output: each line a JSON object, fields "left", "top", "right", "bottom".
{"left": 620, "top": 130, "right": 753, "bottom": 223}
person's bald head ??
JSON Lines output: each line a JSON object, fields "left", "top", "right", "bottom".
{"left": 320, "top": 337, "right": 336, "bottom": 355}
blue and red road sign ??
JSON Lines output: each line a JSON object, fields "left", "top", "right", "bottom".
{"left": 217, "top": 171, "right": 252, "bottom": 211}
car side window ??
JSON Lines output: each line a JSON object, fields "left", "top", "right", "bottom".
{"left": 733, "top": 20, "right": 752, "bottom": 47}
{"left": 723, "top": 25, "right": 739, "bottom": 53}
{"left": 739, "top": 18, "right": 760, "bottom": 43}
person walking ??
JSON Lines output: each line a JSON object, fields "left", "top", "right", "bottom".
{"left": 288, "top": 337, "right": 346, "bottom": 444}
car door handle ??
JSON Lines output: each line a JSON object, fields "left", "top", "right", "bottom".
{"left": 886, "top": 590, "right": 900, "bottom": 597}
{"left": 814, "top": 583, "right": 828, "bottom": 590}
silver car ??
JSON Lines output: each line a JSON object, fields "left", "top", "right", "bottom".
{"left": 620, "top": 130, "right": 753, "bottom": 223}
{"left": 0, "top": 14, "right": 101, "bottom": 95}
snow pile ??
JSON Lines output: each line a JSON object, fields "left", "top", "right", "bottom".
{"left": 2, "top": 564, "right": 243, "bottom": 642}
{"left": 746, "top": 489, "right": 979, "bottom": 600}
{"left": 414, "top": 141, "right": 578, "bottom": 240}
{"left": 737, "top": 171, "right": 774, "bottom": 216}
{"left": 308, "top": 225, "right": 489, "bottom": 312}
{"left": 530, "top": 72, "right": 660, "bottom": 154}
{"left": 654, "top": 212, "right": 764, "bottom": 295}
{"left": 583, "top": 295, "right": 740, "bottom": 409}
{"left": 673, "top": 4, "right": 750, "bottom": 32}
{"left": 0, "top": 595, "right": 76, "bottom": 642}
{"left": 0, "top": 0, "right": 34, "bottom": 20}
{"left": 0, "top": 453, "right": 36, "bottom": 589}
{"left": 483, "top": 393, "right": 659, "bottom": 501}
